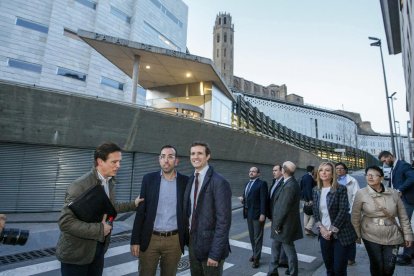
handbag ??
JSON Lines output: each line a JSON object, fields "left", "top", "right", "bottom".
{"left": 303, "top": 202, "right": 313, "bottom": 216}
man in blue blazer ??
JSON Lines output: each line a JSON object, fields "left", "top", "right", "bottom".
{"left": 240, "top": 167, "right": 268, "bottom": 268}
{"left": 184, "top": 141, "right": 232, "bottom": 276}
{"left": 131, "top": 145, "right": 189, "bottom": 276}
{"left": 379, "top": 150, "right": 414, "bottom": 265}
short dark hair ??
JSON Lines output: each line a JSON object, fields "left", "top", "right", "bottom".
{"left": 365, "top": 165, "right": 384, "bottom": 177}
{"left": 306, "top": 165, "right": 314, "bottom": 173}
{"left": 335, "top": 162, "right": 348, "bottom": 173}
{"left": 94, "top": 142, "right": 121, "bottom": 166}
{"left": 160, "top": 145, "right": 177, "bottom": 156}
{"left": 378, "top": 151, "right": 393, "bottom": 160}
{"left": 190, "top": 141, "right": 211, "bottom": 156}
{"left": 250, "top": 167, "right": 260, "bottom": 173}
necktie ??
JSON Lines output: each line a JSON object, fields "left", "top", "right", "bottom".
{"left": 246, "top": 180, "right": 254, "bottom": 196}
{"left": 191, "top": 173, "right": 200, "bottom": 231}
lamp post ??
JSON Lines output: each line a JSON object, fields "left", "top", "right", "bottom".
{"left": 388, "top": 92, "right": 399, "bottom": 158}
{"left": 395, "top": 121, "right": 405, "bottom": 160}
{"left": 369, "top": 36, "right": 396, "bottom": 156}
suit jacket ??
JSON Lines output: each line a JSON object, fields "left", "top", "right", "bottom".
{"left": 312, "top": 185, "right": 356, "bottom": 246}
{"left": 300, "top": 173, "right": 315, "bottom": 202}
{"left": 267, "top": 177, "right": 283, "bottom": 219}
{"left": 270, "top": 177, "right": 303, "bottom": 242}
{"left": 391, "top": 159, "right": 414, "bottom": 204}
{"left": 184, "top": 166, "right": 232, "bottom": 262}
{"left": 130, "top": 171, "right": 189, "bottom": 253}
{"left": 56, "top": 168, "right": 136, "bottom": 265}
{"left": 242, "top": 178, "right": 268, "bottom": 220}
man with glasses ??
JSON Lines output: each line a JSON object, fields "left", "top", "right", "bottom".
{"left": 335, "top": 162, "right": 360, "bottom": 266}
{"left": 379, "top": 150, "right": 414, "bottom": 265}
{"left": 131, "top": 145, "right": 189, "bottom": 276}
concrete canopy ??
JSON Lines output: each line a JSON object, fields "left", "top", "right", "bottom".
{"left": 77, "top": 29, "right": 235, "bottom": 102}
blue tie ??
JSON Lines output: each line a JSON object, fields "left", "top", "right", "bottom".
{"left": 246, "top": 180, "right": 254, "bottom": 196}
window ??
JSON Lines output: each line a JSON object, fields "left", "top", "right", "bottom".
{"left": 16, "top": 17, "right": 48, "bottom": 33}
{"left": 216, "top": 34, "right": 220, "bottom": 43}
{"left": 101, "top": 76, "right": 124, "bottom": 91}
{"left": 224, "top": 33, "right": 227, "bottom": 43}
{"left": 150, "top": 0, "right": 183, "bottom": 28}
{"left": 219, "top": 18, "right": 221, "bottom": 25}
{"left": 63, "top": 28, "right": 82, "bottom": 41}
{"left": 216, "top": 49, "right": 219, "bottom": 57}
{"left": 224, "top": 48, "right": 226, "bottom": 57}
{"left": 230, "top": 35, "right": 233, "bottom": 44}
{"left": 110, "top": 6, "right": 131, "bottom": 23}
{"left": 143, "top": 21, "right": 180, "bottom": 51}
{"left": 75, "top": 0, "right": 96, "bottom": 10}
{"left": 8, "top": 58, "right": 42, "bottom": 73}
{"left": 57, "top": 67, "right": 86, "bottom": 81}
{"left": 224, "top": 17, "right": 227, "bottom": 24}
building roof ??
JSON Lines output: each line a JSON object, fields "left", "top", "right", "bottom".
{"left": 77, "top": 30, "right": 235, "bottom": 101}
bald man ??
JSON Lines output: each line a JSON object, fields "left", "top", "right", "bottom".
{"left": 268, "top": 161, "right": 303, "bottom": 276}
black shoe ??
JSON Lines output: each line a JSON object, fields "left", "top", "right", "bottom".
{"left": 249, "top": 256, "right": 254, "bottom": 262}
{"left": 285, "top": 269, "right": 290, "bottom": 275}
{"left": 252, "top": 260, "right": 260, "bottom": 268}
{"left": 396, "top": 254, "right": 411, "bottom": 266}
{"left": 278, "top": 262, "right": 289, "bottom": 268}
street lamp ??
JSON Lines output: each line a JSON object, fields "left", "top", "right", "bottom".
{"left": 388, "top": 92, "right": 399, "bottom": 158}
{"left": 369, "top": 36, "right": 396, "bottom": 156}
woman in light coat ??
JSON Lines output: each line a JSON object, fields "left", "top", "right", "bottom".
{"left": 351, "top": 165, "right": 413, "bottom": 275}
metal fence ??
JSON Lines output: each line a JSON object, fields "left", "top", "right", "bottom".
{"left": 232, "top": 95, "right": 378, "bottom": 169}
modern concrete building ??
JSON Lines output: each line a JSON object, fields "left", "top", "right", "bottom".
{"left": 0, "top": 0, "right": 188, "bottom": 104}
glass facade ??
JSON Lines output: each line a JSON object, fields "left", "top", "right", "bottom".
{"left": 8, "top": 58, "right": 42, "bottom": 73}
{"left": 16, "top": 17, "right": 48, "bottom": 34}
{"left": 57, "top": 67, "right": 86, "bottom": 81}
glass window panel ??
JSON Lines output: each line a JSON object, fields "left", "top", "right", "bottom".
{"left": 75, "top": 0, "right": 96, "bottom": 10}
{"left": 110, "top": 6, "right": 131, "bottom": 23}
{"left": 101, "top": 76, "right": 124, "bottom": 91}
{"left": 8, "top": 58, "right": 42, "bottom": 73}
{"left": 16, "top": 18, "right": 48, "bottom": 34}
{"left": 57, "top": 67, "right": 86, "bottom": 81}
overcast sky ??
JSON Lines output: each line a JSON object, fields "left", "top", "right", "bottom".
{"left": 184, "top": 0, "right": 409, "bottom": 135}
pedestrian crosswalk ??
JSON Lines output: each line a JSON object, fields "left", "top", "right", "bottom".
{"left": 0, "top": 239, "right": 317, "bottom": 276}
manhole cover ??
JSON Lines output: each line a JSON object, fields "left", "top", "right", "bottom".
{"left": 177, "top": 258, "right": 190, "bottom": 271}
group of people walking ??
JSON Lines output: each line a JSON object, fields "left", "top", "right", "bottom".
{"left": 53, "top": 141, "right": 414, "bottom": 276}
{"left": 242, "top": 151, "right": 414, "bottom": 276}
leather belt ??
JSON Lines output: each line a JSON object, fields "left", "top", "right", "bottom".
{"left": 366, "top": 217, "right": 394, "bottom": 226}
{"left": 152, "top": 230, "right": 179, "bottom": 237}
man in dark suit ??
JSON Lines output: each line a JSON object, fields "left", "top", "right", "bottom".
{"left": 267, "top": 164, "right": 288, "bottom": 271}
{"left": 239, "top": 166, "right": 268, "bottom": 268}
{"left": 300, "top": 165, "right": 316, "bottom": 236}
{"left": 184, "top": 141, "right": 232, "bottom": 276}
{"left": 131, "top": 145, "right": 189, "bottom": 276}
{"left": 268, "top": 161, "right": 303, "bottom": 276}
{"left": 379, "top": 150, "right": 414, "bottom": 265}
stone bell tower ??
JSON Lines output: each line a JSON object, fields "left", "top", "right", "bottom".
{"left": 213, "top": 12, "right": 234, "bottom": 87}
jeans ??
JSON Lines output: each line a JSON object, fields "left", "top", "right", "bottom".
{"left": 320, "top": 237, "right": 350, "bottom": 276}
{"left": 61, "top": 242, "right": 105, "bottom": 276}
{"left": 347, "top": 242, "right": 356, "bottom": 262}
{"left": 363, "top": 238, "right": 398, "bottom": 276}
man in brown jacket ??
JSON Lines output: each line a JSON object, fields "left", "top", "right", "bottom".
{"left": 56, "top": 142, "right": 142, "bottom": 276}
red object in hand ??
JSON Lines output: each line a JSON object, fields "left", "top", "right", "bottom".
{"left": 106, "top": 216, "right": 114, "bottom": 226}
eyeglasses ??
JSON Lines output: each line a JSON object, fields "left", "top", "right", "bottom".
{"left": 365, "top": 173, "right": 381, "bottom": 178}
{"left": 159, "top": 155, "right": 175, "bottom": 161}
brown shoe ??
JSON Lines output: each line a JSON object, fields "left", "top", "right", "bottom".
{"left": 252, "top": 260, "right": 260, "bottom": 268}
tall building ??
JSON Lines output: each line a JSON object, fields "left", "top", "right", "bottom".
{"left": 213, "top": 12, "right": 234, "bottom": 86}
{"left": 0, "top": 0, "right": 188, "bottom": 104}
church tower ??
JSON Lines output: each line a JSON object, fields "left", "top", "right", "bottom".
{"left": 213, "top": 12, "right": 234, "bottom": 87}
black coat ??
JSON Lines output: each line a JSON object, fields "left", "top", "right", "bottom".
{"left": 183, "top": 166, "right": 232, "bottom": 262}
{"left": 130, "top": 171, "right": 189, "bottom": 253}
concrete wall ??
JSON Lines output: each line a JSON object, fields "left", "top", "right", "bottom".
{"left": 0, "top": 82, "right": 322, "bottom": 170}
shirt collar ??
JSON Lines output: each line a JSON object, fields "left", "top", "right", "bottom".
{"left": 195, "top": 165, "right": 209, "bottom": 177}
{"left": 97, "top": 170, "right": 112, "bottom": 182}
